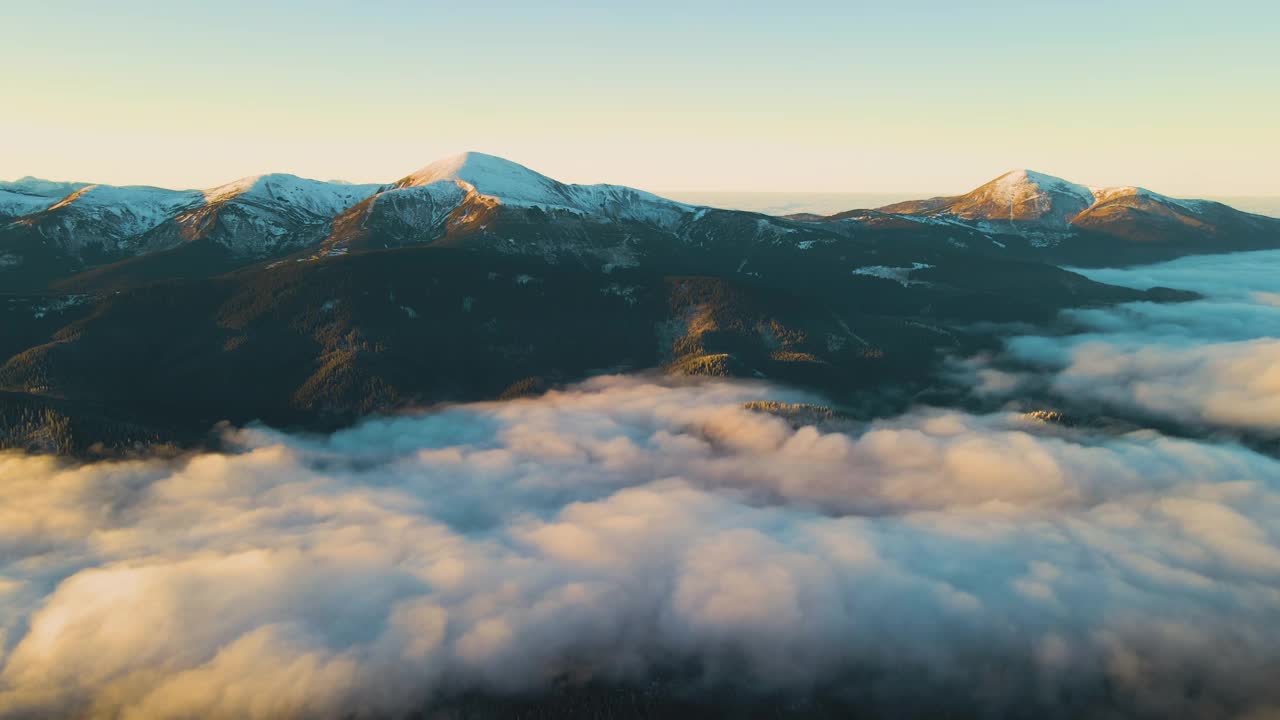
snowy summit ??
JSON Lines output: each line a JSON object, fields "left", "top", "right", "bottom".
{"left": 394, "top": 151, "right": 692, "bottom": 223}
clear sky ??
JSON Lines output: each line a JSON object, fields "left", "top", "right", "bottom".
{"left": 3, "top": 0, "right": 1277, "bottom": 195}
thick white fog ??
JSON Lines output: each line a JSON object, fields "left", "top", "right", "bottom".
{"left": 972, "top": 250, "right": 1280, "bottom": 436}
{"left": 2, "top": 374, "right": 1279, "bottom": 718}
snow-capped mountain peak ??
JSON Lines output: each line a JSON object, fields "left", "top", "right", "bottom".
{"left": 990, "top": 169, "right": 1095, "bottom": 206}
{"left": 0, "top": 177, "right": 98, "bottom": 219}
{"left": 387, "top": 151, "right": 695, "bottom": 228}
{"left": 398, "top": 152, "right": 570, "bottom": 206}
{"left": 48, "top": 183, "right": 202, "bottom": 212}
{"left": 40, "top": 184, "right": 205, "bottom": 242}
{"left": 859, "top": 170, "right": 1280, "bottom": 260}
{"left": 1, "top": 183, "right": 205, "bottom": 259}
{"left": 202, "top": 174, "right": 382, "bottom": 216}
{"left": 917, "top": 169, "right": 1099, "bottom": 228}
{"left": 402, "top": 151, "right": 550, "bottom": 185}
{"left": 1088, "top": 185, "right": 1187, "bottom": 200}
{"left": 0, "top": 176, "right": 92, "bottom": 198}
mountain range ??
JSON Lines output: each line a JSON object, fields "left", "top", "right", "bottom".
{"left": 2, "top": 154, "right": 1262, "bottom": 453}
{"left": 4, "top": 156, "right": 1276, "bottom": 291}
{"left": 799, "top": 169, "right": 1280, "bottom": 265}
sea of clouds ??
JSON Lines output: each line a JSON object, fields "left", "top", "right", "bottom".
{"left": 963, "top": 249, "right": 1280, "bottom": 438}
{"left": 2, "top": 378, "right": 1279, "bottom": 718}
{"left": 2, "top": 252, "right": 1280, "bottom": 719}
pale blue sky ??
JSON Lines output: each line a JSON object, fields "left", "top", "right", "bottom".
{"left": 3, "top": 0, "right": 1277, "bottom": 194}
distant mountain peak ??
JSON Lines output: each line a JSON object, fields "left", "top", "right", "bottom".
{"left": 392, "top": 152, "right": 693, "bottom": 214}
{"left": 204, "top": 173, "right": 313, "bottom": 202}
{"left": 997, "top": 168, "right": 1053, "bottom": 183}
{"left": 46, "top": 183, "right": 202, "bottom": 212}
{"left": 985, "top": 169, "right": 1095, "bottom": 206}
{"left": 403, "top": 151, "right": 542, "bottom": 180}
{"left": 201, "top": 173, "right": 382, "bottom": 217}
{"left": 889, "top": 169, "right": 1099, "bottom": 227}
{"left": 0, "top": 176, "right": 93, "bottom": 199}
{"left": 397, "top": 152, "right": 566, "bottom": 203}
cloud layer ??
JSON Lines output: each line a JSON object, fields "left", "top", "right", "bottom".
{"left": 2, "top": 376, "right": 1279, "bottom": 719}
{"left": 976, "top": 249, "right": 1280, "bottom": 435}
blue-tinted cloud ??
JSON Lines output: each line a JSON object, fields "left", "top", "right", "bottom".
{"left": 986, "top": 250, "right": 1280, "bottom": 435}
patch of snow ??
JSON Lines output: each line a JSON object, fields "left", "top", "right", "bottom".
{"left": 599, "top": 249, "right": 641, "bottom": 273}
{"left": 851, "top": 262, "right": 934, "bottom": 287}
{"left": 353, "top": 182, "right": 470, "bottom": 244}
{"left": 753, "top": 217, "right": 797, "bottom": 239}
{"left": 601, "top": 283, "right": 640, "bottom": 306}
{"left": 905, "top": 319, "right": 960, "bottom": 345}
{"left": 0, "top": 190, "right": 64, "bottom": 218}
{"left": 29, "top": 294, "right": 90, "bottom": 319}
{"left": 830, "top": 315, "right": 871, "bottom": 348}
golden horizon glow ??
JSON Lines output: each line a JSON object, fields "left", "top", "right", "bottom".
{"left": 3, "top": 1, "right": 1278, "bottom": 196}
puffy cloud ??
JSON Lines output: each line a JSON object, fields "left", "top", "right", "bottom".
{"left": 1021, "top": 339, "right": 1280, "bottom": 433}
{"left": 972, "top": 249, "right": 1280, "bottom": 435}
{"left": 1, "top": 377, "right": 1279, "bottom": 718}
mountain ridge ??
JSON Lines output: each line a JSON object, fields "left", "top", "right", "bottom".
{"left": 876, "top": 168, "right": 1225, "bottom": 225}
{"left": 4, "top": 156, "right": 1274, "bottom": 293}
{"left": 795, "top": 168, "right": 1280, "bottom": 264}
{"left": 0, "top": 155, "right": 1211, "bottom": 455}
